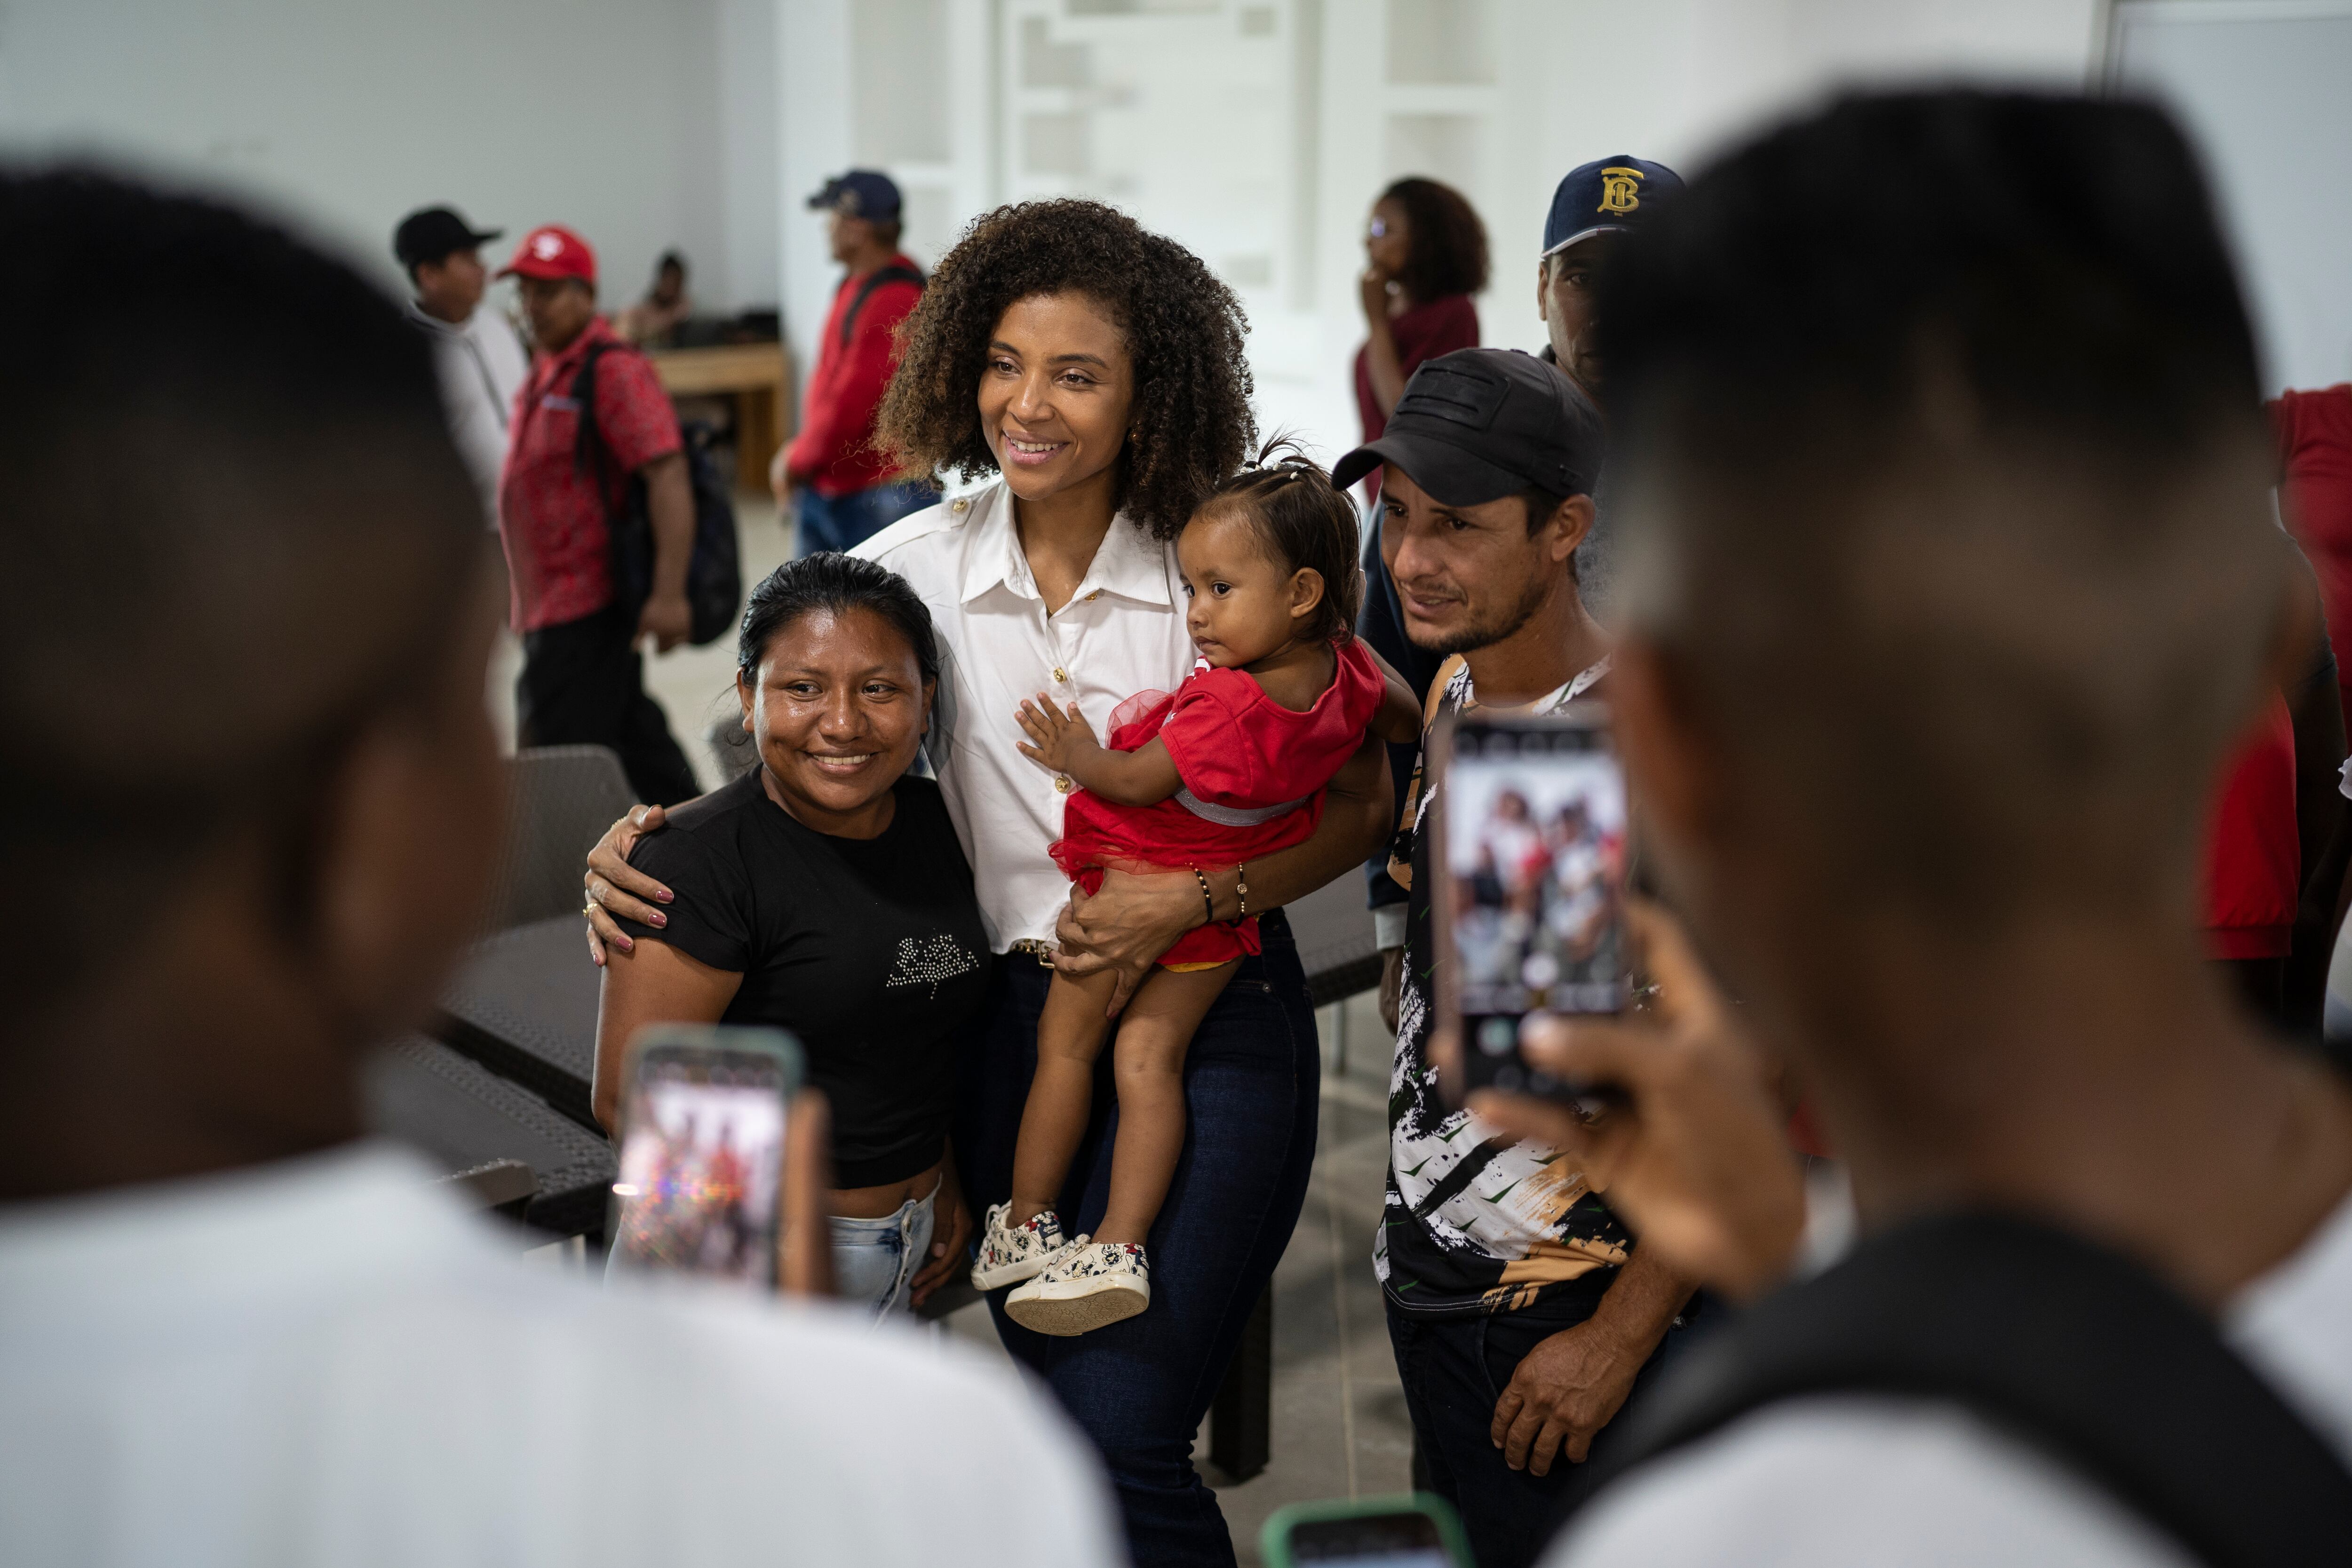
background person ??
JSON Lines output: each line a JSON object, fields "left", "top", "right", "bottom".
{"left": 1328, "top": 348, "right": 1706, "bottom": 1568}
{"left": 498, "top": 222, "right": 700, "bottom": 805}
{"left": 773, "top": 170, "right": 931, "bottom": 554}
{"left": 616, "top": 248, "right": 692, "bottom": 346}
{"left": 0, "top": 167, "right": 1119, "bottom": 1568}
{"left": 395, "top": 204, "right": 527, "bottom": 529}
{"left": 1501, "top": 88, "right": 2352, "bottom": 1567}
{"left": 1356, "top": 176, "right": 1486, "bottom": 452}
{"left": 587, "top": 198, "right": 1394, "bottom": 1568}
{"left": 595, "top": 554, "right": 985, "bottom": 1321}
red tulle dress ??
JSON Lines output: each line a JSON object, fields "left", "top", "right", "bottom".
{"left": 1053, "top": 637, "right": 1388, "bottom": 968}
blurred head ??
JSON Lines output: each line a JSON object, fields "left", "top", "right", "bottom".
{"left": 518, "top": 275, "right": 596, "bottom": 353}
{"left": 651, "top": 250, "right": 686, "bottom": 304}
{"left": 1597, "top": 91, "right": 2284, "bottom": 998}
{"left": 811, "top": 170, "right": 906, "bottom": 264}
{"left": 500, "top": 224, "right": 598, "bottom": 351}
{"left": 733, "top": 554, "right": 938, "bottom": 832}
{"left": 1374, "top": 177, "right": 1489, "bottom": 306}
{"left": 411, "top": 247, "right": 486, "bottom": 323}
{"left": 1181, "top": 442, "right": 1362, "bottom": 666}
{"left": 1, "top": 170, "right": 495, "bottom": 1181}
{"left": 879, "top": 198, "right": 1255, "bottom": 539}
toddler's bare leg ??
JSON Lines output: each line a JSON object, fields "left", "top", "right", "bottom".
{"left": 1094, "top": 963, "right": 1235, "bottom": 1245}
{"left": 1008, "top": 968, "right": 1122, "bottom": 1226}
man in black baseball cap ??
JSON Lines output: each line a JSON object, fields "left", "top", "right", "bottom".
{"left": 392, "top": 206, "right": 525, "bottom": 529}
{"left": 1335, "top": 348, "right": 1705, "bottom": 1568}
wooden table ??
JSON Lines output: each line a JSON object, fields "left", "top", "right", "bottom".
{"left": 647, "top": 342, "right": 791, "bottom": 493}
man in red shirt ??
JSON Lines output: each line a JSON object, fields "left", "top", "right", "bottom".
{"left": 771, "top": 171, "right": 930, "bottom": 555}
{"left": 497, "top": 224, "right": 700, "bottom": 805}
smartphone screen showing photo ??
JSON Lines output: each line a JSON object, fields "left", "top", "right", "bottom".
{"left": 609, "top": 1048, "right": 789, "bottom": 1288}
{"left": 1444, "top": 715, "right": 1628, "bottom": 1095}
{"left": 1285, "top": 1511, "right": 1457, "bottom": 1567}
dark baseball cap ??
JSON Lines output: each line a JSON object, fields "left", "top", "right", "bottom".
{"left": 393, "top": 206, "right": 502, "bottom": 270}
{"left": 807, "top": 169, "right": 903, "bottom": 223}
{"left": 1333, "top": 349, "right": 1605, "bottom": 507}
{"left": 1542, "top": 157, "right": 1682, "bottom": 256}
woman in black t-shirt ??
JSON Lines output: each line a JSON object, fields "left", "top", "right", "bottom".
{"left": 595, "top": 555, "right": 990, "bottom": 1321}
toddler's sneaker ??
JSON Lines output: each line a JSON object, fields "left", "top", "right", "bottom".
{"left": 970, "top": 1202, "right": 1069, "bottom": 1290}
{"left": 1004, "top": 1238, "right": 1150, "bottom": 1336}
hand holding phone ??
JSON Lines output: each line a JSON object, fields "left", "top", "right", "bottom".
{"left": 608, "top": 1025, "right": 806, "bottom": 1290}
{"left": 1430, "top": 706, "right": 1630, "bottom": 1107}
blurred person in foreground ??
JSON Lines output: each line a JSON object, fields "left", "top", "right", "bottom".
{"left": 1328, "top": 349, "right": 1706, "bottom": 1568}
{"left": 616, "top": 248, "right": 692, "bottom": 346}
{"left": 499, "top": 222, "right": 701, "bottom": 805}
{"left": 1363, "top": 156, "right": 1682, "bottom": 1035}
{"left": 0, "top": 169, "right": 1119, "bottom": 1567}
{"left": 772, "top": 170, "right": 930, "bottom": 554}
{"left": 395, "top": 204, "right": 527, "bottom": 529}
{"left": 1461, "top": 90, "right": 2352, "bottom": 1565}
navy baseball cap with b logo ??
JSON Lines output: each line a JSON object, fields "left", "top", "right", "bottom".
{"left": 1332, "top": 348, "right": 1605, "bottom": 507}
{"left": 1542, "top": 156, "right": 1683, "bottom": 256}
{"left": 807, "top": 169, "right": 904, "bottom": 223}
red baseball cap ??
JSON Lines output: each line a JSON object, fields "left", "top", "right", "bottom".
{"left": 499, "top": 224, "right": 596, "bottom": 284}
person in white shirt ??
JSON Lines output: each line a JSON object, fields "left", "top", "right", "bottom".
{"left": 580, "top": 198, "right": 1394, "bottom": 1568}
{"left": 396, "top": 205, "right": 529, "bottom": 529}
{"left": 1458, "top": 89, "right": 2352, "bottom": 1566}
{"left": 0, "top": 169, "right": 1120, "bottom": 1568}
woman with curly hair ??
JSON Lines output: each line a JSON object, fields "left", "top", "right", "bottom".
{"left": 1357, "top": 176, "right": 1488, "bottom": 446}
{"left": 583, "top": 198, "right": 1394, "bottom": 1567}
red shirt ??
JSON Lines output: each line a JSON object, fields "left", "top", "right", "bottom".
{"left": 2203, "top": 693, "right": 2299, "bottom": 959}
{"left": 786, "top": 255, "right": 923, "bottom": 497}
{"left": 1355, "top": 293, "right": 1481, "bottom": 446}
{"left": 2272, "top": 386, "right": 2352, "bottom": 732}
{"left": 498, "top": 318, "right": 681, "bottom": 633}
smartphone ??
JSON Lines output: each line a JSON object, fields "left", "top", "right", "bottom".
{"left": 606, "top": 1024, "right": 803, "bottom": 1289}
{"left": 1430, "top": 705, "right": 1630, "bottom": 1102}
{"left": 1260, "top": 1495, "right": 1472, "bottom": 1568}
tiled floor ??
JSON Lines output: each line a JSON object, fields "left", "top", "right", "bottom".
{"left": 940, "top": 988, "right": 1413, "bottom": 1568}
{"left": 500, "top": 492, "right": 1417, "bottom": 1564}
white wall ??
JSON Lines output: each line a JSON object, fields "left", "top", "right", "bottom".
{"left": 2109, "top": 0, "right": 2352, "bottom": 394}
{"left": 798, "top": 0, "right": 2103, "bottom": 475}
{"left": 0, "top": 0, "right": 779, "bottom": 315}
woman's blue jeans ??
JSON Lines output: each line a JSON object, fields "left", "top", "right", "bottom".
{"left": 829, "top": 1187, "right": 936, "bottom": 1322}
{"left": 956, "top": 910, "right": 1322, "bottom": 1568}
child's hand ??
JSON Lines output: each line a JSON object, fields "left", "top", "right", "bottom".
{"left": 1016, "top": 694, "right": 1102, "bottom": 775}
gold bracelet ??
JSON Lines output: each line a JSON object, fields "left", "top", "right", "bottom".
{"left": 1235, "top": 863, "right": 1249, "bottom": 920}
{"left": 1192, "top": 866, "right": 1216, "bottom": 926}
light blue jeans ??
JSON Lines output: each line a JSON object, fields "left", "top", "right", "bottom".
{"left": 828, "top": 1186, "right": 937, "bottom": 1323}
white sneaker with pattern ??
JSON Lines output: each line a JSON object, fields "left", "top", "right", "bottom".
{"left": 969, "top": 1202, "right": 1070, "bottom": 1290}
{"left": 1004, "top": 1238, "right": 1150, "bottom": 1336}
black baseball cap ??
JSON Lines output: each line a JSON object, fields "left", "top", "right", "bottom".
{"left": 1332, "top": 349, "right": 1605, "bottom": 507}
{"left": 393, "top": 206, "right": 502, "bottom": 270}
{"left": 806, "top": 169, "right": 904, "bottom": 223}
{"left": 1542, "top": 157, "right": 1682, "bottom": 256}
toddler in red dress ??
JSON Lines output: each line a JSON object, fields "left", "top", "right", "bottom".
{"left": 971, "top": 447, "right": 1421, "bottom": 1334}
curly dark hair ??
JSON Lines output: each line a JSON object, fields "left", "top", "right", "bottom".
{"left": 875, "top": 198, "right": 1256, "bottom": 540}
{"left": 1382, "top": 177, "right": 1490, "bottom": 303}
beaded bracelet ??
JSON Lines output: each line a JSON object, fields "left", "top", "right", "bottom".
{"left": 1235, "top": 863, "right": 1249, "bottom": 920}
{"left": 1192, "top": 867, "right": 1216, "bottom": 927}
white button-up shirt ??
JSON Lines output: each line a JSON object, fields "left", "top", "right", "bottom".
{"left": 857, "top": 480, "right": 1196, "bottom": 952}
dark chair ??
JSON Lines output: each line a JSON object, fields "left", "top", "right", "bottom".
{"left": 435, "top": 915, "right": 603, "bottom": 1131}
{"left": 364, "top": 1033, "right": 616, "bottom": 1240}
{"left": 481, "top": 746, "right": 638, "bottom": 933}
